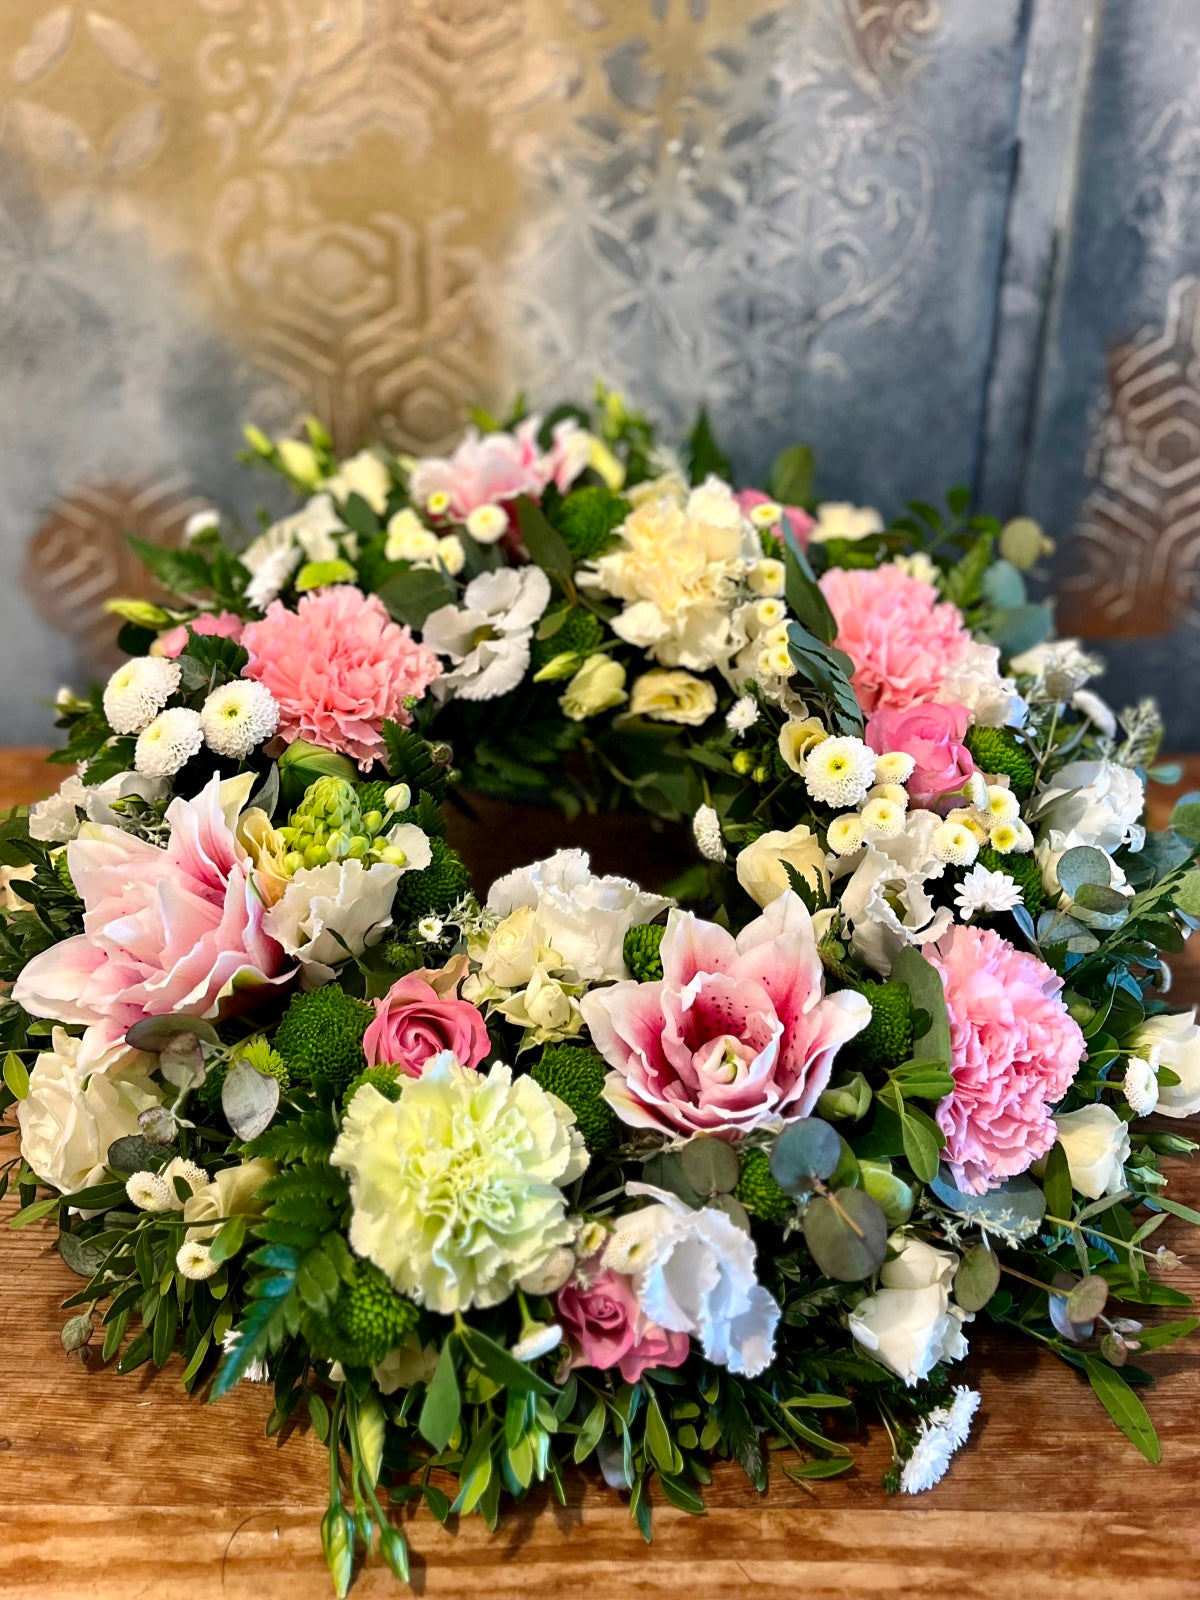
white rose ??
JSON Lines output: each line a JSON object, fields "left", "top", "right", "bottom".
{"left": 621, "top": 1185, "right": 780, "bottom": 1377}
{"left": 481, "top": 906, "right": 541, "bottom": 989}
{"left": 184, "top": 1157, "right": 276, "bottom": 1241}
{"left": 487, "top": 849, "right": 670, "bottom": 984}
{"left": 264, "top": 858, "right": 407, "bottom": 980}
{"left": 1133, "top": 1012, "right": 1200, "bottom": 1118}
{"left": 17, "top": 1029, "right": 161, "bottom": 1195}
{"left": 323, "top": 449, "right": 392, "bottom": 513}
{"left": 847, "top": 1233, "right": 969, "bottom": 1385}
{"left": 735, "top": 824, "right": 829, "bottom": 908}
{"left": 1033, "top": 759, "right": 1145, "bottom": 855}
{"left": 1053, "top": 1103, "right": 1131, "bottom": 1200}
{"left": 496, "top": 964, "right": 584, "bottom": 1043}
{"left": 372, "top": 1337, "right": 438, "bottom": 1394}
{"left": 628, "top": 669, "right": 717, "bottom": 726}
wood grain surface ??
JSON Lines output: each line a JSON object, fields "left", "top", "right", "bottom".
{"left": 3, "top": 750, "right": 1200, "bottom": 1600}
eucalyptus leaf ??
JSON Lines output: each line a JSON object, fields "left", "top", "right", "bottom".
{"left": 107, "top": 1134, "right": 175, "bottom": 1174}
{"left": 1056, "top": 846, "right": 1116, "bottom": 898}
{"left": 58, "top": 1230, "right": 108, "bottom": 1278}
{"left": 770, "top": 1118, "right": 841, "bottom": 1194}
{"left": 61, "top": 1311, "right": 94, "bottom": 1353}
{"left": 1169, "top": 792, "right": 1200, "bottom": 843}
{"left": 221, "top": 1061, "right": 280, "bottom": 1142}
{"left": 1173, "top": 869, "right": 1200, "bottom": 917}
{"left": 928, "top": 1169, "right": 1046, "bottom": 1239}
{"left": 125, "top": 1015, "right": 219, "bottom": 1053}
{"left": 1067, "top": 1274, "right": 1110, "bottom": 1325}
{"left": 954, "top": 1244, "right": 1001, "bottom": 1312}
{"left": 680, "top": 1137, "right": 739, "bottom": 1196}
{"left": 802, "top": 1188, "right": 888, "bottom": 1282}
{"left": 990, "top": 601, "right": 1052, "bottom": 655}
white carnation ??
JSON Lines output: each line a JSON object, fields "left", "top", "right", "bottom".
{"left": 200, "top": 680, "right": 279, "bottom": 758}
{"left": 103, "top": 657, "right": 182, "bottom": 734}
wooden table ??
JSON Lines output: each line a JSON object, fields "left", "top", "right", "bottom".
{"left": 3, "top": 750, "right": 1200, "bottom": 1600}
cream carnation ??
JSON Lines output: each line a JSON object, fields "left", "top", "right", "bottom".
{"left": 135, "top": 707, "right": 204, "bottom": 778}
{"left": 103, "top": 657, "right": 182, "bottom": 735}
{"left": 200, "top": 681, "right": 279, "bottom": 759}
{"left": 331, "top": 1058, "right": 589, "bottom": 1314}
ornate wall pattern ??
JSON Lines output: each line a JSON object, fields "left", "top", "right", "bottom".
{"left": 2, "top": 1, "right": 1200, "bottom": 739}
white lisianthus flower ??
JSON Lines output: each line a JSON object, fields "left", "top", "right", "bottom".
{"left": 848, "top": 1234, "right": 970, "bottom": 1385}
{"left": 1053, "top": 1103, "right": 1131, "bottom": 1200}
{"left": 735, "top": 824, "right": 828, "bottom": 908}
{"left": 134, "top": 707, "right": 204, "bottom": 778}
{"left": 29, "top": 770, "right": 166, "bottom": 844}
{"left": 628, "top": 668, "right": 717, "bottom": 726}
{"left": 487, "top": 849, "right": 670, "bottom": 983}
{"left": 1032, "top": 759, "right": 1146, "bottom": 855}
{"left": 264, "top": 858, "right": 407, "bottom": 979}
{"left": 810, "top": 502, "right": 884, "bottom": 543}
{"left": 559, "top": 655, "right": 627, "bottom": 721}
{"left": 832, "top": 810, "right": 952, "bottom": 974}
{"left": 322, "top": 449, "right": 392, "bottom": 513}
{"left": 103, "top": 657, "right": 182, "bottom": 735}
{"left": 1131, "top": 1011, "right": 1200, "bottom": 1117}
{"left": 422, "top": 566, "right": 552, "bottom": 701}
{"left": 200, "top": 680, "right": 279, "bottom": 759}
{"left": 183, "top": 1157, "right": 275, "bottom": 1241}
{"left": 17, "top": 1028, "right": 162, "bottom": 1195}
{"left": 241, "top": 494, "right": 349, "bottom": 610}
{"left": 331, "top": 1059, "right": 588, "bottom": 1313}
{"left": 617, "top": 1184, "right": 781, "bottom": 1377}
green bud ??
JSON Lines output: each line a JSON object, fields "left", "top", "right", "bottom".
{"left": 346, "top": 835, "right": 369, "bottom": 859}
{"left": 732, "top": 751, "right": 754, "bottom": 776}
{"left": 999, "top": 516, "right": 1053, "bottom": 569}
{"left": 277, "top": 739, "right": 357, "bottom": 805}
{"left": 242, "top": 423, "right": 273, "bottom": 456}
{"left": 296, "top": 559, "right": 357, "bottom": 592}
{"left": 532, "top": 650, "right": 583, "bottom": 682}
{"left": 320, "top": 1504, "right": 355, "bottom": 1599}
{"left": 325, "top": 831, "right": 349, "bottom": 860}
{"left": 304, "top": 844, "right": 331, "bottom": 869}
{"left": 752, "top": 765, "right": 769, "bottom": 784}
{"left": 383, "top": 782, "right": 411, "bottom": 812}
{"left": 379, "top": 845, "right": 408, "bottom": 867}
{"left": 362, "top": 810, "right": 384, "bottom": 836}
{"left": 816, "top": 1072, "right": 872, "bottom": 1122}
{"left": 103, "top": 598, "right": 172, "bottom": 627}
{"left": 859, "top": 1159, "right": 915, "bottom": 1227}
{"left": 284, "top": 851, "right": 305, "bottom": 876}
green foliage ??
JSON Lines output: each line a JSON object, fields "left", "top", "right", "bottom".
{"left": 379, "top": 940, "right": 423, "bottom": 973}
{"left": 274, "top": 986, "right": 372, "bottom": 1093}
{"left": 381, "top": 721, "right": 451, "bottom": 801}
{"left": 977, "top": 844, "right": 1044, "bottom": 914}
{"left": 623, "top": 921, "right": 665, "bottom": 982}
{"left": 530, "top": 1044, "right": 617, "bottom": 1152}
{"left": 685, "top": 407, "right": 731, "bottom": 485}
{"left": 530, "top": 607, "right": 604, "bottom": 672}
{"left": 553, "top": 487, "right": 629, "bottom": 561}
{"left": 843, "top": 981, "right": 913, "bottom": 1073}
{"left": 735, "top": 1147, "right": 793, "bottom": 1222}
{"left": 197, "top": 1043, "right": 290, "bottom": 1117}
{"left": 303, "top": 1258, "right": 418, "bottom": 1368}
{"left": 391, "top": 837, "right": 472, "bottom": 918}
{"left": 964, "top": 725, "right": 1036, "bottom": 796}
{"left": 343, "top": 1062, "right": 402, "bottom": 1105}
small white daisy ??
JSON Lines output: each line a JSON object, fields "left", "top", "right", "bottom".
{"left": 103, "top": 657, "right": 182, "bottom": 735}
{"left": 803, "top": 736, "right": 876, "bottom": 808}
{"left": 1123, "top": 1055, "right": 1159, "bottom": 1118}
{"left": 417, "top": 915, "right": 444, "bottom": 942}
{"left": 510, "top": 1321, "right": 564, "bottom": 1362}
{"left": 692, "top": 803, "right": 726, "bottom": 863}
{"left": 134, "top": 707, "right": 204, "bottom": 778}
{"left": 465, "top": 503, "right": 509, "bottom": 544}
{"left": 932, "top": 820, "right": 980, "bottom": 867}
{"left": 929, "top": 1386, "right": 981, "bottom": 1449}
{"left": 125, "top": 1171, "right": 175, "bottom": 1213}
{"left": 176, "top": 1240, "right": 219, "bottom": 1281}
{"left": 726, "top": 696, "right": 759, "bottom": 738}
{"left": 899, "top": 1418, "right": 957, "bottom": 1494}
{"left": 954, "top": 864, "right": 1022, "bottom": 921}
{"left": 200, "top": 680, "right": 279, "bottom": 759}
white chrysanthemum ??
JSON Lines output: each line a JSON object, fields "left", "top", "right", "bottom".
{"left": 931, "top": 1386, "right": 981, "bottom": 1449}
{"left": 804, "top": 736, "right": 876, "bottom": 807}
{"left": 126, "top": 1171, "right": 175, "bottom": 1212}
{"left": 176, "top": 1240, "right": 219, "bottom": 1281}
{"left": 747, "top": 557, "right": 785, "bottom": 595}
{"left": 990, "top": 818, "right": 1034, "bottom": 855}
{"left": 892, "top": 551, "right": 939, "bottom": 585}
{"left": 200, "top": 680, "right": 279, "bottom": 759}
{"left": 954, "top": 864, "right": 1022, "bottom": 922}
{"left": 331, "top": 1057, "right": 589, "bottom": 1314}
{"left": 726, "top": 696, "right": 759, "bottom": 737}
{"left": 827, "top": 814, "right": 865, "bottom": 856}
{"left": 860, "top": 797, "right": 905, "bottom": 837}
{"left": 1072, "top": 688, "right": 1117, "bottom": 738}
{"left": 417, "top": 915, "right": 444, "bottom": 942}
{"left": 103, "top": 657, "right": 182, "bottom": 735}
{"left": 747, "top": 501, "right": 782, "bottom": 530}
{"left": 162, "top": 1156, "right": 209, "bottom": 1203}
{"left": 134, "top": 707, "right": 204, "bottom": 778}
{"left": 1123, "top": 1055, "right": 1159, "bottom": 1118}
{"left": 437, "top": 535, "right": 466, "bottom": 575}
{"left": 184, "top": 508, "right": 220, "bottom": 542}
{"left": 875, "top": 751, "right": 916, "bottom": 785}
{"left": 962, "top": 772, "right": 990, "bottom": 811}
{"left": 932, "top": 821, "right": 980, "bottom": 867}
{"left": 899, "top": 1418, "right": 957, "bottom": 1494}
{"left": 984, "top": 784, "right": 1020, "bottom": 826}
{"left": 465, "top": 503, "right": 509, "bottom": 544}
{"left": 754, "top": 597, "right": 787, "bottom": 630}
{"left": 511, "top": 1321, "right": 564, "bottom": 1362}
{"left": 757, "top": 640, "right": 795, "bottom": 678}
{"left": 692, "top": 804, "right": 726, "bottom": 863}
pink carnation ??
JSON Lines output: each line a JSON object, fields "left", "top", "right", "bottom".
{"left": 820, "top": 565, "right": 972, "bottom": 714}
{"left": 409, "top": 416, "right": 589, "bottom": 528}
{"left": 927, "top": 925, "right": 1086, "bottom": 1195}
{"left": 12, "top": 776, "right": 290, "bottom": 1074}
{"left": 556, "top": 1261, "right": 689, "bottom": 1384}
{"left": 579, "top": 892, "right": 871, "bottom": 1140}
{"left": 158, "top": 610, "right": 244, "bottom": 660}
{"left": 241, "top": 586, "right": 440, "bottom": 770}
{"left": 363, "top": 961, "right": 491, "bottom": 1078}
{"left": 866, "top": 703, "right": 975, "bottom": 810}
{"left": 735, "top": 488, "right": 814, "bottom": 545}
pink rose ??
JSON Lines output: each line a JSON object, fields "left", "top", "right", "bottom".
{"left": 363, "top": 963, "right": 491, "bottom": 1077}
{"left": 580, "top": 893, "right": 871, "bottom": 1140}
{"left": 927, "top": 925, "right": 1086, "bottom": 1195}
{"left": 158, "top": 610, "right": 244, "bottom": 660}
{"left": 866, "top": 703, "right": 976, "bottom": 810}
{"left": 13, "top": 776, "right": 290, "bottom": 1074}
{"left": 557, "top": 1262, "right": 689, "bottom": 1384}
{"left": 735, "top": 488, "right": 814, "bottom": 545}
{"left": 820, "top": 565, "right": 972, "bottom": 713}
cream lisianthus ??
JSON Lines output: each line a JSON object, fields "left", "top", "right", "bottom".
{"left": 810, "top": 502, "right": 883, "bottom": 543}
{"left": 1053, "top": 1104, "right": 1130, "bottom": 1200}
{"left": 331, "top": 1058, "right": 588, "bottom": 1314}
{"left": 777, "top": 716, "right": 829, "bottom": 775}
{"left": 735, "top": 824, "right": 829, "bottom": 908}
{"left": 560, "top": 655, "right": 627, "bottom": 721}
{"left": 628, "top": 669, "right": 716, "bottom": 726}
{"left": 184, "top": 1157, "right": 276, "bottom": 1241}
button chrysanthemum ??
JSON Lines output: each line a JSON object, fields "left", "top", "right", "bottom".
{"left": 103, "top": 657, "right": 182, "bottom": 734}
{"left": 200, "top": 680, "right": 280, "bottom": 759}
{"left": 134, "top": 707, "right": 204, "bottom": 777}
{"left": 331, "top": 1056, "right": 589, "bottom": 1314}
{"left": 803, "top": 736, "right": 876, "bottom": 807}
{"left": 241, "top": 586, "right": 441, "bottom": 770}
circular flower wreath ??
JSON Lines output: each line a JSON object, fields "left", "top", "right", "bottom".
{"left": 5, "top": 393, "right": 1200, "bottom": 1592}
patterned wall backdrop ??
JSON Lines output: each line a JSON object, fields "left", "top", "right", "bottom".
{"left": 2, "top": 1, "right": 1200, "bottom": 739}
